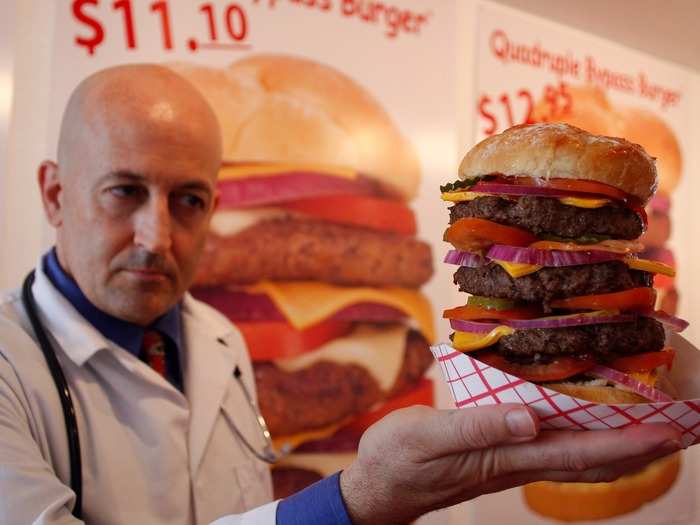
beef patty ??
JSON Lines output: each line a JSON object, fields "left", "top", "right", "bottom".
{"left": 489, "top": 318, "right": 665, "bottom": 362}
{"left": 195, "top": 218, "right": 433, "bottom": 288}
{"left": 450, "top": 196, "right": 643, "bottom": 240}
{"left": 253, "top": 328, "right": 432, "bottom": 437}
{"left": 454, "top": 261, "right": 652, "bottom": 306}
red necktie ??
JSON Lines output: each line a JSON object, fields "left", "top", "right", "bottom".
{"left": 140, "top": 330, "right": 167, "bottom": 378}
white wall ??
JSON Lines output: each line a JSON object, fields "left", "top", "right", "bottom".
{"left": 1, "top": 0, "right": 56, "bottom": 288}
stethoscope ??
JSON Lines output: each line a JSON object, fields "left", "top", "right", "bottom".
{"left": 21, "top": 270, "right": 289, "bottom": 520}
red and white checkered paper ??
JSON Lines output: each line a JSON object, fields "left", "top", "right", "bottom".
{"left": 431, "top": 333, "right": 700, "bottom": 448}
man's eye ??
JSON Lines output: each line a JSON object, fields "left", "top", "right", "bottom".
{"left": 179, "top": 194, "right": 206, "bottom": 210}
{"left": 110, "top": 185, "right": 143, "bottom": 198}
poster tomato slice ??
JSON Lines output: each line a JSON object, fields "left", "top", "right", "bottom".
{"left": 344, "top": 378, "right": 434, "bottom": 435}
{"left": 279, "top": 195, "right": 416, "bottom": 235}
{"left": 550, "top": 287, "right": 657, "bottom": 312}
{"left": 477, "top": 352, "right": 596, "bottom": 382}
{"left": 443, "top": 304, "right": 540, "bottom": 321}
{"left": 609, "top": 348, "right": 675, "bottom": 373}
{"left": 444, "top": 218, "right": 537, "bottom": 252}
{"left": 236, "top": 319, "right": 352, "bottom": 361}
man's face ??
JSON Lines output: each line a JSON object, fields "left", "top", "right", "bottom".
{"left": 55, "top": 108, "right": 220, "bottom": 325}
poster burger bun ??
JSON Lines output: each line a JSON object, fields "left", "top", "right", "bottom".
{"left": 617, "top": 106, "right": 683, "bottom": 195}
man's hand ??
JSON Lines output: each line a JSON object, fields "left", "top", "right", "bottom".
{"left": 340, "top": 404, "right": 683, "bottom": 525}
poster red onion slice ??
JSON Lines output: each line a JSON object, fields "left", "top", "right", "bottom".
{"left": 487, "top": 244, "right": 622, "bottom": 266}
{"left": 589, "top": 365, "right": 674, "bottom": 402}
{"left": 444, "top": 250, "right": 487, "bottom": 267}
{"left": 643, "top": 310, "right": 689, "bottom": 332}
{"left": 217, "top": 172, "right": 378, "bottom": 208}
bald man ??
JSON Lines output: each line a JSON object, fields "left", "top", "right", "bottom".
{"left": 0, "top": 65, "right": 684, "bottom": 525}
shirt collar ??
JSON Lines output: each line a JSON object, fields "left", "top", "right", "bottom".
{"left": 42, "top": 248, "right": 182, "bottom": 358}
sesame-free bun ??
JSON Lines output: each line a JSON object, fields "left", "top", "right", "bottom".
{"left": 173, "top": 56, "right": 421, "bottom": 200}
{"left": 459, "top": 123, "right": 658, "bottom": 204}
{"left": 618, "top": 107, "right": 683, "bottom": 195}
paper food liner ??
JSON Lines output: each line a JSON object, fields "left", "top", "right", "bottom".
{"left": 431, "top": 332, "right": 700, "bottom": 448}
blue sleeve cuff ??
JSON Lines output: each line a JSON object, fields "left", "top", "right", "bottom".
{"left": 276, "top": 471, "right": 353, "bottom": 525}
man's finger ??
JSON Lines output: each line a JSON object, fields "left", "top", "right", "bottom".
{"left": 395, "top": 404, "right": 540, "bottom": 460}
{"left": 491, "top": 424, "right": 682, "bottom": 475}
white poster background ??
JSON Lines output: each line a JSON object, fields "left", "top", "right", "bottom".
{"left": 471, "top": 3, "right": 697, "bottom": 524}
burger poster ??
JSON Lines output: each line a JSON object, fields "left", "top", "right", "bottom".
{"left": 46, "top": 0, "right": 458, "bottom": 504}
{"left": 469, "top": 3, "right": 697, "bottom": 524}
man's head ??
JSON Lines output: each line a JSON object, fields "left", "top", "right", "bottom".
{"left": 39, "top": 64, "right": 222, "bottom": 325}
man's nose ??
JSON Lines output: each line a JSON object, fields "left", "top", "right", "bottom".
{"left": 133, "top": 196, "right": 172, "bottom": 254}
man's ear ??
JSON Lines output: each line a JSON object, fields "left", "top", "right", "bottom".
{"left": 38, "top": 160, "right": 63, "bottom": 227}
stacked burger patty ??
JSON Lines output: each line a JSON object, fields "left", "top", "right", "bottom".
{"left": 441, "top": 123, "right": 687, "bottom": 391}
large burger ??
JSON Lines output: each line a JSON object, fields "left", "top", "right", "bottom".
{"left": 169, "top": 56, "right": 435, "bottom": 498}
{"left": 440, "top": 123, "right": 688, "bottom": 520}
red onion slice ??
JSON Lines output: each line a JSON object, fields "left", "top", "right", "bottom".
{"left": 444, "top": 249, "right": 487, "bottom": 267}
{"left": 450, "top": 319, "right": 502, "bottom": 333}
{"left": 487, "top": 244, "right": 622, "bottom": 266}
{"left": 450, "top": 312, "right": 634, "bottom": 332}
{"left": 643, "top": 310, "right": 689, "bottom": 332}
{"left": 217, "top": 172, "right": 377, "bottom": 208}
{"left": 472, "top": 182, "right": 611, "bottom": 200}
{"left": 589, "top": 365, "right": 674, "bottom": 402}
{"left": 504, "top": 312, "right": 636, "bottom": 330}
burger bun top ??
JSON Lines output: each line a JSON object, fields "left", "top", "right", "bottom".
{"left": 459, "top": 123, "right": 658, "bottom": 204}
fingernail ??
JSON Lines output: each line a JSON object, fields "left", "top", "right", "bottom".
{"left": 505, "top": 408, "right": 536, "bottom": 437}
{"left": 658, "top": 440, "right": 683, "bottom": 454}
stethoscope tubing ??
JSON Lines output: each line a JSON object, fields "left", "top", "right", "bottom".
{"left": 22, "top": 271, "right": 83, "bottom": 519}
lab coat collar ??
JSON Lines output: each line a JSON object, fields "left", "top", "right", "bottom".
{"left": 31, "top": 262, "right": 110, "bottom": 366}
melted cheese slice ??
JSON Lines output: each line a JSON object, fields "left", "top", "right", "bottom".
{"left": 492, "top": 257, "right": 676, "bottom": 280}
{"left": 453, "top": 326, "right": 515, "bottom": 352}
{"left": 275, "top": 452, "right": 357, "bottom": 478}
{"left": 558, "top": 197, "right": 610, "bottom": 208}
{"left": 628, "top": 370, "right": 658, "bottom": 386}
{"left": 250, "top": 281, "right": 435, "bottom": 342}
{"left": 219, "top": 162, "right": 357, "bottom": 180}
{"left": 494, "top": 260, "right": 542, "bottom": 278}
{"left": 275, "top": 325, "right": 409, "bottom": 391}
{"left": 625, "top": 258, "right": 676, "bottom": 277}
{"left": 440, "top": 191, "right": 610, "bottom": 209}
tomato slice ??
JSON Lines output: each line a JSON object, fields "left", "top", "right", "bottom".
{"left": 550, "top": 287, "right": 657, "bottom": 312}
{"left": 236, "top": 319, "right": 352, "bottom": 361}
{"left": 609, "top": 348, "right": 676, "bottom": 373}
{"left": 344, "top": 378, "right": 434, "bottom": 435}
{"left": 279, "top": 195, "right": 416, "bottom": 235}
{"left": 443, "top": 304, "right": 540, "bottom": 321}
{"left": 477, "top": 351, "right": 596, "bottom": 382}
{"left": 444, "top": 218, "right": 537, "bottom": 252}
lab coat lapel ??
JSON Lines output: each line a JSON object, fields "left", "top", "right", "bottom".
{"left": 182, "top": 298, "right": 239, "bottom": 476}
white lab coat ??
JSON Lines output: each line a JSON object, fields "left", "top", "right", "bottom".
{"left": 0, "top": 264, "right": 279, "bottom": 524}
